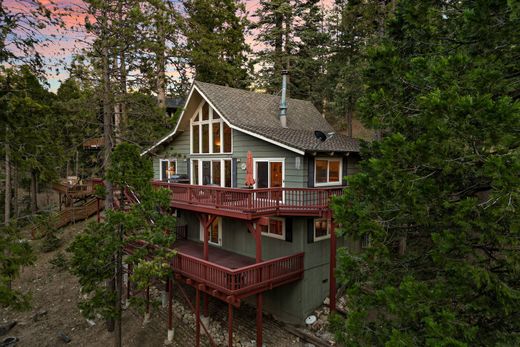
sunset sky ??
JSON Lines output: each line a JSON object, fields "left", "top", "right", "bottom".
{"left": 5, "top": 0, "right": 332, "bottom": 92}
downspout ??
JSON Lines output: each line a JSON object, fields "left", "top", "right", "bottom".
{"left": 279, "top": 70, "right": 288, "bottom": 128}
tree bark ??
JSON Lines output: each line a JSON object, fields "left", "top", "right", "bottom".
{"left": 75, "top": 150, "right": 79, "bottom": 178}
{"left": 4, "top": 136, "right": 11, "bottom": 225}
{"left": 30, "top": 170, "right": 38, "bottom": 214}
{"left": 13, "top": 165, "right": 18, "bottom": 219}
{"left": 346, "top": 110, "right": 353, "bottom": 138}
{"left": 156, "top": 8, "right": 166, "bottom": 109}
{"left": 100, "top": 5, "right": 115, "bottom": 340}
{"left": 114, "top": 192, "right": 124, "bottom": 347}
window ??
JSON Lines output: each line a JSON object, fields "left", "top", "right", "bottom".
{"left": 191, "top": 101, "right": 232, "bottom": 154}
{"left": 314, "top": 218, "right": 330, "bottom": 241}
{"left": 160, "top": 159, "right": 177, "bottom": 182}
{"left": 261, "top": 217, "right": 285, "bottom": 240}
{"left": 191, "top": 159, "right": 232, "bottom": 187}
{"left": 200, "top": 217, "right": 222, "bottom": 246}
{"left": 315, "top": 158, "right": 342, "bottom": 186}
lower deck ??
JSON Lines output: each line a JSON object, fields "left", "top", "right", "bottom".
{"left": 174, "top": 239, "right": 255, "bottom": 269}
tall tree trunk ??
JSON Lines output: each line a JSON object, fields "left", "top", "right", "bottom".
{"left": 114, "top": 193, "right": 124, "bottom": 347}
{"left": 30, "top": 170, "right": 38, "bottom": 214}
{"left": 101, "top": 8, "right": 115, "bottom": 339}
{"left": 119, "top": 50, "right": 127, "bottom": 136}
{"left": 156, "top": 8, "right": 166, "bottom": 109}
{"left": 13, "top": 165, "right": 18, "bottom": 219}
{"left": 4, "top": 135, "right": 11, "bottom": 225}
{"left": 75, "top": 150, "right": 79, "bottom": 178}
{"left": 346, "top": 110, "right": 353, "bottom": 138}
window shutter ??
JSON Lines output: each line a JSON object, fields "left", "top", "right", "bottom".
{"left": 232, "top": 158, "right": 238, "bottom": 188}
{"left": 285, "top": 218, "right": 293, "bottom": 242}
{"left": 308, "top": 157, "right": 315, "bottom": 188}
{"left": 342, "top": 157, "right": 348, "bottom": 186}
{"left": 307, "top": 218, "right": 314, "bottom": 243}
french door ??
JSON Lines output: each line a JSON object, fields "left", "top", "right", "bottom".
{"left": 255, "top": 159, "right": 284, "bottom": 201}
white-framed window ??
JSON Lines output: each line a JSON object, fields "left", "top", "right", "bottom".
{"left": 253, "top": 158, "right": 285, "bottom": 189}
{"left": 190, "top": 100, "right": 232, "bottom": 154}
{"left": 313, "top": 218, "right": 331, "bottom": 241}
{"left": 160, "top": 159, "right": 177, "bottom": 182}
{"left": 191, "top": 158, "right": 232, "bottom": 187}
{"left": 261, "top": 217, "right": 285, "bottom": 240}
{"left": 315, "top": 158, "right": 342, "bottom": 186}
{"left": 199, "top": 217, "right": 222, "bottom": 246}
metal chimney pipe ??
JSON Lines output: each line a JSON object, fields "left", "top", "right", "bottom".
{"left": 279, "top": 70, "right": 288, "bottom": 128}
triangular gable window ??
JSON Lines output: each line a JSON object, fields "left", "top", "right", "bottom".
{"left": 190, "top": 100, "right": 232, "bottom": 154}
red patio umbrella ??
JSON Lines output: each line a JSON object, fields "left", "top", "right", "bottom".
{"left": 245, "top": 151, "right": 255, "bottom": 187}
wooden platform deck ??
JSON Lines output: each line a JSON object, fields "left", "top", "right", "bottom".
{"left": 153, "top": 181, "right": 343, "bottom": 219}
{"left": 126, "top": 238, "right": 304, "bottom": 302}
{"left": 174, "top": 239, "right": 255, "bottom": 269}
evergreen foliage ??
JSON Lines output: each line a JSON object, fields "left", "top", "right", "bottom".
{"left": 68, "top": 143, "right": 176, "bottom": 321}
{"left": 0, "top": 223, "right": 36, "bottom": 310}
{"left": 182, "top": 0, "right": 250, "bottom": 88}
{"left": 332, "top": 1, "right": 520, "bottom": 345}
{"left": 324, "top": 0, "right": 391, "bottom": 129}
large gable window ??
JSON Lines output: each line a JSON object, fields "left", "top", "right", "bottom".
{"left": 315, "top": 158, "right": 342, "bottom": 186}
{"left": 191, "top": 101, "right": 232, "bottom": 154}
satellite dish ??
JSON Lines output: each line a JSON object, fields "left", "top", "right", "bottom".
{"left": 314, "top": 130, "right": 327, "bottom": 142}
{"left": 305, "top": 315, "right": 317, "bottom": 325}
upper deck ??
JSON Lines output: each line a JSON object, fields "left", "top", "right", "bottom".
{"left": 152, "top": 181, "right": 343, "bottom": 219}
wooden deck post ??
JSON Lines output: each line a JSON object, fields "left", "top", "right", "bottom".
{"left": 228, "top": 302, "right": 233, "bottom": 347}
{"left": 256, "top": 294, "right": 263, "bottom": 347}
{"left": 195, "top": 286, "right": 200, "bottom": 347}
{"left": 255, "top": 221, "right": 262, "bottom": 263}
{"left": 329, "top": 218, "right": 337, "bottom": 313}
{"left": 203, "top": 215, "right": 209, "bottom": 261}
{"left": 167, "top": 276, "right": 174, "bottom": 343}
{"left": 255, "top": 221, "right": 263, "bottom": 347}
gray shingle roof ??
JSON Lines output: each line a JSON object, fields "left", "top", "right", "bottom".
{"left": 143, "top": 81, "right": 359, "bottom": 155}
{"left": 194, "top": 81, "right": 359, "bottom": 153}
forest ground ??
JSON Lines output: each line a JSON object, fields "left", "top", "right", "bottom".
{"left": 1, "top": 218, "right": 314, "bottom": 347}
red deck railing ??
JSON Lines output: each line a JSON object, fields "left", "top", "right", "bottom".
{"left": 172, "top": 251, "right": 304, "bottom": 296}
{"left": 152, "top": 182, "right": 343, "bottom": 216}
{"left": 126, "top": 240, "right": 304, "bottom": 297}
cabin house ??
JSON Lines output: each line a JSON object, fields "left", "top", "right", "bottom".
{"left": 143, "top": 78, "right": 360, "bottom": 345}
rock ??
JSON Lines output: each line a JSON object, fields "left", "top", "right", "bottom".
{"left": 1, "top": 336, "right": 18, "bottom": 347}
{"left": 304, "top": 343, "right": 316, "bottom": 347}
{"left": 57, "top": 332, "right": 71, "bottom": 343}
{"left": 0, "top": 322, "right": 16, "bottom": 337}
{"left": 32, "top": 310, "right": 48, "bottom": 322}
{"left": 86, "top": 319, "right": 96, "bottom": 327}
{"left": 323, "top": 297, "right": 330, "bottom": 306}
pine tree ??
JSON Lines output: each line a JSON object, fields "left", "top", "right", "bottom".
{"left": 332, "top": 1, "right": 520, "bottom": 345}
{"left": 252, "top": 0, "right": 295, "bottom": 93}
{"left": 324, "top": 0, "right": 391, "bottom": 131}
{"left": 182, "top": 0, "right": 250, "bottom": 88}
{"left": 68, "top": 144, "right": 176, "bottom": 347}
{"left": 290, "top": 0, "right": 329, "bottom": 105}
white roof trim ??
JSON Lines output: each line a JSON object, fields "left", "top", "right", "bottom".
{"left": 142, "top": 82, "right": 306, "bottom": 156}
{"left": 140, "top": 84, "right": 196, "bottom": 156}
